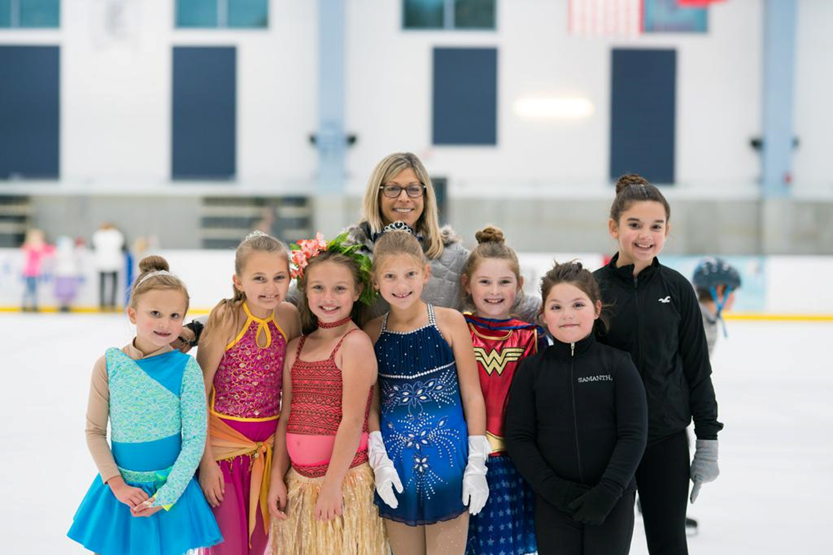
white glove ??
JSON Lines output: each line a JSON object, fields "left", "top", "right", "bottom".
{"left": 462, "top": 435, "right": 490, "bottom": 515}
{"left": 690, "top": 439, "right": 719, "bottom": 503}
{"left": 368, "top": 431, "right": 403, "bottom": 509}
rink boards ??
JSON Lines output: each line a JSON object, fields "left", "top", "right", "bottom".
{"left": 1, "top": 248, "right": 831, "bottom": 319}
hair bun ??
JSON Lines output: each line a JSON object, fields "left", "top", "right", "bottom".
{"left": 615, "top": 173, "right": 650, "bottom": 195}
{"left": 475, "top": 226, "right": 505, "bottom": 245}
{"left": 138, "top": 255, "right": 170, "bottom": 273}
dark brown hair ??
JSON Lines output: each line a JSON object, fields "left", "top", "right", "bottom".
{"left": 540, "top": 261, "right": 608, "bottom": 334}
{"left": 461, "top": 225, "right": 523, "bottom": 309}
{"left": 609, "top": 173, "right": 671, "bottom": 225}
{"left": 129, "top": 255, "right": 189, "bottom": 312}
{"left": 297, "top": 251, "right": 365, "bottom": 334}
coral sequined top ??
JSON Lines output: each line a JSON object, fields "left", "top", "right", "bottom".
{"left": 286, "top": 329, "right": 373, "bottom": 477}
{"left": 211, "top": 302, "right": 287, "bottom": 422}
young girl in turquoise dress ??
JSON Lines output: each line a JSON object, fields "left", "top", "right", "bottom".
{"left": 68, "top": 255, "right": 222, "bottom": 555}
{"left": 460, "top": 226, "right": 541, "bottom": 555}
{"left": 363, "top": 230, "right": 489, "bottom": 555}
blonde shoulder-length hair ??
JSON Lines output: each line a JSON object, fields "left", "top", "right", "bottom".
{"left": 360, "top": 152, "right": 444, "bottom": 259}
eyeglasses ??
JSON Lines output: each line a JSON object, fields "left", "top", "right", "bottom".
{"left": 380, "top": 183, "right": 425, "bottom": 199}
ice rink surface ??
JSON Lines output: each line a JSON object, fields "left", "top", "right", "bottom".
{"left": 1, "top": 313, "right": 831, "bottom": 554}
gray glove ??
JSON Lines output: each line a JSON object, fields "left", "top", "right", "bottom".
{"left": 690, "top": 439, "right": 719, "bottom": 503}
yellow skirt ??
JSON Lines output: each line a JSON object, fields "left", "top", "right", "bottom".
{"left": 269, "top": 463, "right": 388, "bottom": 555}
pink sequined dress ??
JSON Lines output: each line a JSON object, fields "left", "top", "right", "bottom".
{"left": 204, "top": 302, "right": 287, "bottom": 555}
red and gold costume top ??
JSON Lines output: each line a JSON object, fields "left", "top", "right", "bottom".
{"left": 465, "top": 313, "right": 545, "bottom": 455}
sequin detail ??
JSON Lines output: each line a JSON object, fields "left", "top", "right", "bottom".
{"left": 108, "top": 349, "right": 181, "bottom": 444}
{"left": 374, "top": 304, "right": 468, "bottom": 525}
{"left": 120, "top": 466, "right": 173, "bottom": 484}
{"left": 105, "top": 349, "right": 208, "bottom": 508}
{"left": 466, "top": 455, "right": 537, "bottom": 555}
{"left": 212, "top": 307, "right": 287, "bottom": 420}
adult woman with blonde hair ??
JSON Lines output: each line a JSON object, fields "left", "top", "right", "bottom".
{"left": 344, "top": 152, "right": 539, "bottom": 322}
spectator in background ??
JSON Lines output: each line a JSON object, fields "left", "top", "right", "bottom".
{"left": 53, "top": 235, "right": 84, "bottom": 313}
{"left": 92, "top": 222, "right": 125, "bottom": 311}
{"left": 21, "top": 228, "right": 54, "bottom": 312}
{"left": 124, "top": 236, "right": 149, "bottom": 307}
{"left": 692, "top": 257, "right": 742, "bottom": 352}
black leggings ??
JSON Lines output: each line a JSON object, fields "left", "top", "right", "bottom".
{"left": 636, "top": 430, "right": 691, "bottom": 555}
{"left": 534, "top": 491, "right": 636, "bottom": 555}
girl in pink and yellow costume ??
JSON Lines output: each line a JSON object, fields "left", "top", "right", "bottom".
{"left": 197, "top": 231, "right": 301, "bottom": 555}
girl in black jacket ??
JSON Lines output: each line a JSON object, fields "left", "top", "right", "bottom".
{"left": 594, "top": 174, "right": 724, "bottom": 554}
{"left": 506, "top": 262, "right": 648, "bottom": 555}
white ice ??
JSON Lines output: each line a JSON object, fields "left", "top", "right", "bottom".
{"left": 1, "top": 313, "right": 831, "bottom": 554}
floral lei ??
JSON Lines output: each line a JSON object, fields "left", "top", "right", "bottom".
{"left": 290, "top": 232, "right": 377, "bottom": 307}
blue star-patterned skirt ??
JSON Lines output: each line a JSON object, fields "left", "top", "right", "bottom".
{"left": 466, "top": 454, "right": 537, "bottom": 555}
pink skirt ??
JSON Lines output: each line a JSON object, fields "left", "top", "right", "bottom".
{"left": 201, "top": 418, "right": 278, "bottom": 555}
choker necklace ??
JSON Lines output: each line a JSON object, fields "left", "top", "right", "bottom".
{"left": 318, "top": 315, "right": 352, "bottom": 329}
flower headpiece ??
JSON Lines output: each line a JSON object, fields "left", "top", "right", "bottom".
{"left": 290, "top": 232, "right": 377, "bottom": 307}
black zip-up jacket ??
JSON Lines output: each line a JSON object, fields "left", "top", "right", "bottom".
{"left": 594, "top": 254, "right": 724, "bottom": 444}
{"left": 504, "top": 333, "right": 648, "bottom": 498}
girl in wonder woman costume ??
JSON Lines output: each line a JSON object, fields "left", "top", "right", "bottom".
{"left": 460, "top": 226, "right": 543, "bottom": 555}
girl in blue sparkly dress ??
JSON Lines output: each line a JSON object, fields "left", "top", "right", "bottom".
{"left": 363, "top": 230, "right": 489, "bottom": 555}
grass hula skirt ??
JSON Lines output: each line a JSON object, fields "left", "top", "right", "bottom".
{"left": 269, "top": 463, "right": 388, "bottom": 555}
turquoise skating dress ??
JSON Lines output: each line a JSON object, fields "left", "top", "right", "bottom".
{"left": 68, "top": 346, "right": 222, "bottom": 555}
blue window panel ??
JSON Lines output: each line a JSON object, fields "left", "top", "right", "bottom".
{"left": 610, "top": 48, "right": 676, "bottom": 184}
{"left": 172, "top": 47, "right": 236, "bottom": 180}
{"left": 0, "top": 46, "right": 60, "bottom": 179}
{"left": 454, "top": 0, "right": 495, "bottom": 29}
{"left": 404, "top": 0, "right": 495, "bottom": 30}
{"left": 20, "top": 0, "right": 60, "bottom": 28}
{"left": 176, "top": 0, "right": 217, "bottom": 28}
{"left": 644, "top": 0, "right": 707, "bottom": 33}
{"left": 229, "top": 0, "right": 268, "bottom": 28}
{"left": 433, "top": 47, "right": 497, "bottom": 145}
{"left": 0, "top": 0, "right": 11, "bottom": 27}
{"left": 404, "top": 0, "right": 444, "bottom": 29}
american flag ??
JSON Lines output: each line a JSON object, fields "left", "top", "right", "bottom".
{"left": 568, "top": 0, "right": 644, "bottom": 37}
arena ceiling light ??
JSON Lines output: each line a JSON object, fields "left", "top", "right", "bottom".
{"left": 513, "top": 97, "right": 594, "bottom": 120}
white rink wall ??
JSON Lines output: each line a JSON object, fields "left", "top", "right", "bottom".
{"left": 0, "top": 248, "right": 828, "bottom": 315}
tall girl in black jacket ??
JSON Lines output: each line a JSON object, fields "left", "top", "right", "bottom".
{"left": 505, "top": 262, "right": 648, "bottom": 555}
{"left": 594, "top": 174, "right": 724, "bottom": 554}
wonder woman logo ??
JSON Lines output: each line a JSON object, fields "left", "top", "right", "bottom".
{"left": 474, "top": 347, "right": 526, "bottom": 376}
